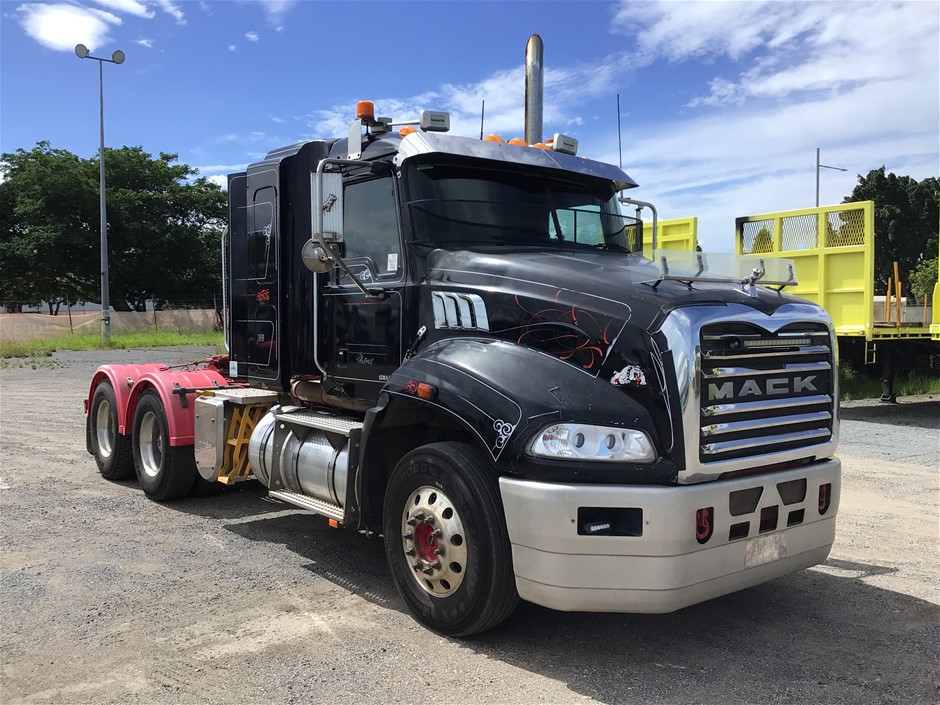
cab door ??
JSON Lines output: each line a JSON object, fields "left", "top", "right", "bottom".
{"left": 324, "top": 174, "right": 404, "bottom": 392}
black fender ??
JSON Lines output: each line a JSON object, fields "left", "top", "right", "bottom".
{"left": 361, "top": 337, "right": 673, "bottom": 491}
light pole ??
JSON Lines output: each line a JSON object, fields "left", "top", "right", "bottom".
{"left": 815, "top": 147, "right": 847, "bottom": 208}
{"left": 75, "top": 43, "right": 125, "bottom": 345}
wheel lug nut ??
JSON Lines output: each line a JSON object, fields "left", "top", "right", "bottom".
{"left": 415, "top": 512, "right": 426, "bottom": 522}
{"left": 412, "top": 561, "right": 422, "bottom": 571}
{"left": 434, "top": 547, "right": 445, "bottom": 555}
{"left": 406, "top": 518, "right": 417, "bottom": 527}
{"left": 403, "top": 531, "right": 413, "bottom": 540}
{"left": 431, "top": 561, "right": 442, "bottom": 570}
{"left": 405, "top": 548, "right": 416, "bottom": 557}
{"left": 432, "top": 529, "right": 443, "bottom": 538}
{"left": 422, "top": 566, "right": 434, "bottom": 575}
{"left": 424, "top": 515, "right": 435, "bottom": 526}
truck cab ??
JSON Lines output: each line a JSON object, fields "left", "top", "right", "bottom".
{"left": 87, "top": 99, "right": 840, "bottom": 637}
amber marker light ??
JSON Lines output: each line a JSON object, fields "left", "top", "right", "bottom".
{"left": 356, "top": 100, "right": 375, "bottom": 121}
{"left": 416, "top": 383, "right": 437, "bottom": 400}
{"left": 483, "top": 134, "right": 506, "bottom": 143}
{"left": 400, "top": 126, "right": 418, "bottom": 136}
{"left": 508, "top": 138, "right": 527, "bottom": 146}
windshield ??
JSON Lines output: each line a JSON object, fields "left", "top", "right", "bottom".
{"left": 403, "top": 160, "right": 640, "bottom": 251}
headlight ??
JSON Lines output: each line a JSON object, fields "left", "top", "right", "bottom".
{"left": 528, "top": 423, "right": 655, "bottom": 462}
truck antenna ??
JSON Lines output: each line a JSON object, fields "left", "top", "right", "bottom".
{"left": 617, "top": 93, "right": 623, "bottom": 170}
{"left": 480, "top": 99, "right": 485, "bottom": 140}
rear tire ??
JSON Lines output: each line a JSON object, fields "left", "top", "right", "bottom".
{"left": 132, "top": 390, "right": 196, "bottom": 501}
{"left": 383, "top": 442, "right": 518, "bottom": 637}
{"left": 90, "top": 381, "right": 134, "bottom": 480}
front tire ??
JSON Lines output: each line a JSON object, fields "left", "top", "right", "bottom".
{"left": 383, "top": 442, "right": 518, "bottom": 637}
{"left": 90, "top": 381, "right": 134, "bottom": 480}
{"left": 132, "top": 390, "right": 196, "bottom": 501}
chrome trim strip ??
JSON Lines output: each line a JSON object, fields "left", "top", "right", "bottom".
{"left": 701, "top": 410, "right": 832, "bottom": 437}
{"left": 702, "top": 332, "right": 829, "bottom": 340}
{"left": 703, "top": 361, "right": 831, "bottom": 379}
{"left": 702, "top": 394, "right": 832, "bottom": 417}
{"left": 702, "top": 346, "right": 830, "bottom": 361}
{"left": 701, "top": 428, "right": 832, "bottom": 455}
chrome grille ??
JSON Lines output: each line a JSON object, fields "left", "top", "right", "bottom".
{"left": 698, "top": 323, "right": 834, "bottom": 463}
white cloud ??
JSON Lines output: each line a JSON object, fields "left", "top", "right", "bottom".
{"left": 91, "top": 0, "right": 154, "bottom": 19}
{"left": 199, "top": 1, "right": 213, "bottom": 15}
{"left": 302, "top": 59, "right": 614, "bottom": 144}
{"left": 555, "top": 0, "right": 930, "bottom": 250}
{"left": 195, "top": 163, "right": 247, "bottom": 173}
{"left": 135, "top": 37, "right": 154, "bottom": 49}
{"left": 155, "top": 0, "right": 186, "bottom": 25}
{"left": 16, "top": 3, "right": 121, "bottom": 52}
{"left": 256, "top": 0, "right": 295, "bottom": 24}
{"left": 245, "top": 31, "right": 259, "bottom": 42}
{"left": 207, "top": 175, "right": 228, "bottom": 189}
{"left": 228, "top": 44, "right": 236, "bottom": 51}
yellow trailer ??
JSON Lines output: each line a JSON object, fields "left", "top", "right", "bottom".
{"left": 733, "top": 201, "right": 939, "bottom": 401}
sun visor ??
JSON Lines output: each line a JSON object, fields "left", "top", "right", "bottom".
{"left": 394, "top": 132, "right": 638, "bottom": 191}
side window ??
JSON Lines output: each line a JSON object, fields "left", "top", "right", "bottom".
{"left": 343, "top": 177, "right": 401, "bottom": 277}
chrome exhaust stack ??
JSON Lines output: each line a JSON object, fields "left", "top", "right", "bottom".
{"left": 524, "top": 34, "right": 544, "bottom": 145}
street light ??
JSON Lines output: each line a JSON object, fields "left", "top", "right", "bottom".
{"left": 815, "top": 147, "right": 847, "bottom": 208}
{"left": 75, "top": 43, "right": 125, "bottom": 345}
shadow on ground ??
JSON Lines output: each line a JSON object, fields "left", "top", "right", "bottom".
{"left": 216, "top": 506, "right": 940, "bottom": 704}
{"left": 840, "top": 399, "right": 940, "bottom": 429}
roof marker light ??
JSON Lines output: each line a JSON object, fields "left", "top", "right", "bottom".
{"left": 508, "top": 138, "right": 527, "bottom": 146}
{"left": 400, "top": 126, "right": 418, "bottom": 137}
{"left": 483, "top": 134, "right": 505, "bottom": 143}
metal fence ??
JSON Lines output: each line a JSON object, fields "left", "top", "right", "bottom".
{"left": 0, "top": 309, "right": 219, "bottom": 343}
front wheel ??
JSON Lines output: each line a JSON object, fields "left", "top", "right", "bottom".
{"left": 383, "top": 442, "right": 518, "bottom": 637}
{"left": 132, "top": 390, "right": 196, "bottom": 501}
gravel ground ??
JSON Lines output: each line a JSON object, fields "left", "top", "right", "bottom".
{"left": 1, "top": 347, "right": 938, "bottom": 705}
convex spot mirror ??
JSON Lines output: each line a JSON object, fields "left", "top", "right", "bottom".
{"left": 301, "top": 240, "right": 335, "bottom": 274}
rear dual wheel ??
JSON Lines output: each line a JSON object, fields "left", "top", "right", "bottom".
{"left": 383, "top": 442, "right": 518, "bottom": 637}
{"left": 89, "top": 381, "right": 134, "bottom": 480}
{"left": 132, "top": 390, "right": 197, "bottom": 501}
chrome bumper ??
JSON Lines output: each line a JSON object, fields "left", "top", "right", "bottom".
{"left": 499, "top": 459, "right": 840, "bottom": 613}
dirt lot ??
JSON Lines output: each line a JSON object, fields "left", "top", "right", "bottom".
{"left": 1, "top": 347, "right": 938, "bottom": 704}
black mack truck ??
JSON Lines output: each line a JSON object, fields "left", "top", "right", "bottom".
{"left": 85, "top": 41, "right": 840, "bottom": 637}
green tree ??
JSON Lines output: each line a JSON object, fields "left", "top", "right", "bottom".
{"left": 910, "top": 257, "right": 938, "bottom": 302}
{"left": 0, "top": 142, "right": 226, "bottom": 312}
{"left": 843, "top": 167, "right": 939, "bottom": 299}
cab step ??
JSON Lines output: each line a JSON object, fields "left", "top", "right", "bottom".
{"left": 273, "top": 409, "right": 363, "bottom": 437}
{"left": 268, "top": 489, "right": 344, "bottom": 521}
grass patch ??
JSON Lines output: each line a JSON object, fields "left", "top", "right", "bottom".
{"left": 0, "top": 330, "right": 224, "bottom": 359}
{"left": 839, "top": 366, "right": 940, "bottom": 401}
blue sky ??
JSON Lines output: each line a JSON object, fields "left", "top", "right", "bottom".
{"left": 2, "top": 0, "right": 938, "bottom": 250}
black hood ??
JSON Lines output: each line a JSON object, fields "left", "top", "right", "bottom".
{"left": 425, "top": 247, "right": 802, "bottom": 334}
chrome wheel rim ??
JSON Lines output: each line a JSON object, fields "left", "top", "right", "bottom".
{"left": 401, "top": 485, "right": 468, "bottom": 597}
{"left": 138, "top": 411, "right": 163, "bottom": 479}
{"left": 95, "top": 399, "right": 114, "bottom": 459}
